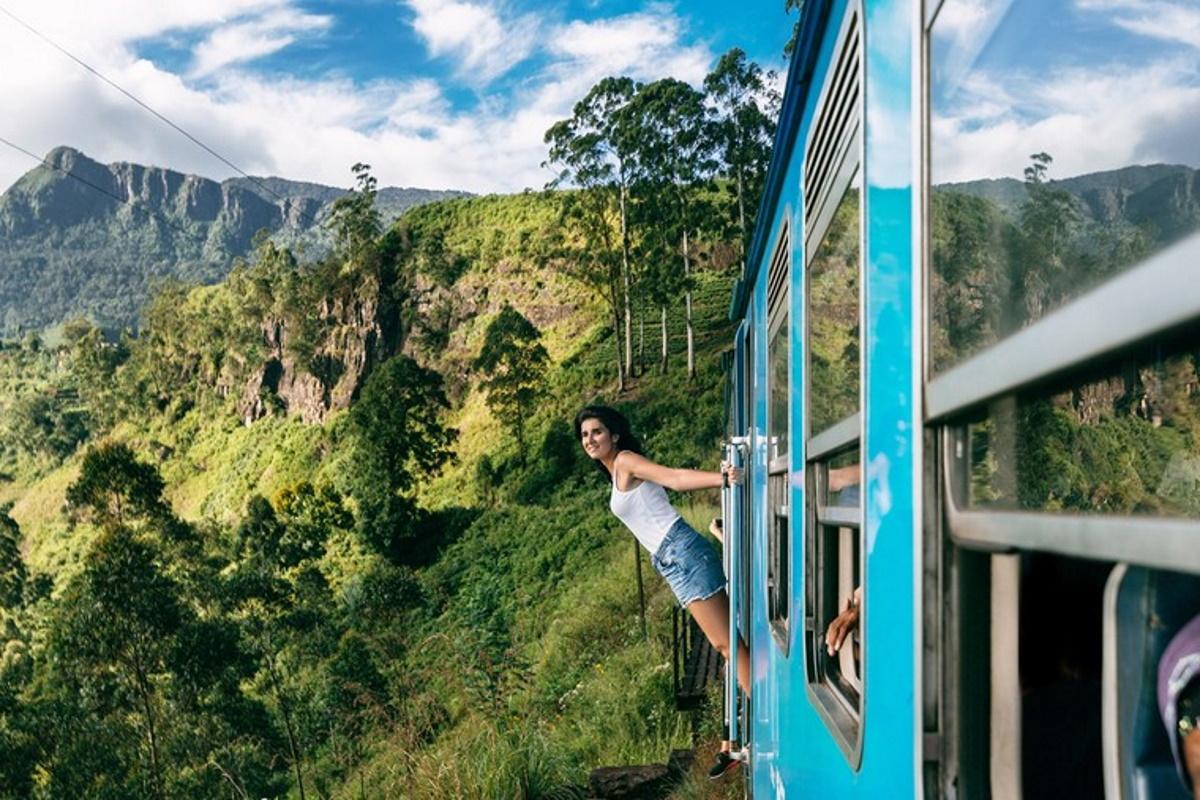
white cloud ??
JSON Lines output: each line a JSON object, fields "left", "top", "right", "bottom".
{"left": 189, "top": 8, "right": 332, "bottom": 78}
{"left": 1076, "top": 0, "right": 1200, "bottom": 49}
{"left": 0, "top": 1, "right": 718, "bottom": 195}
{"left": 549, "top": 7, "right": 711, "bottom": 85}
{"left": 932, "top": 59, "right": 1200, "bottom": 184}
{"left": 405, "top": 0, "right": 539, "bottom": 85}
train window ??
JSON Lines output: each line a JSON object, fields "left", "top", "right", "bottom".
{"left": 767, "top": 219, "right": 791, "bottom": 653}
{"left": 819, "top": 448, "right": 862, "bottom": 695}
{"left": 925, "top": 2, "right": 1200, "bottom": 795}
{"left": 928, "top": 0, "right": 1200, "bottom": 375}
{"left": 802, "top": 0, "right": 863, "bottom": 765}
{"left": 925, "top": 0, "right": 1200, "bottom": 570}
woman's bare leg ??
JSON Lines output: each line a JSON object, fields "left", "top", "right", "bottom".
{"left": 687, "top": 590, "right": 750, "bottom": 695}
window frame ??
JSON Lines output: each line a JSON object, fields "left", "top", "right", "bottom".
{"left": 800, "top": 0, "right": 866, "bottom": 768}
{"left": 767, "top": 215, "right": 792, "bottom": 655}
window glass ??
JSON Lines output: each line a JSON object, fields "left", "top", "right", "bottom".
{"left": 965, "top": 328, "right": 1200, "bottom": 516}
{"left": 827, "top": 448, "right": 862, "bottom": 510}
{"left": 929, "top": 0, "right": 1200, "bottom": 374}
{"left": 769, "top": 311, "right": 789, "bottom": 464}
{"left": 808, "top": 168, "right": 861, "bottom": 433}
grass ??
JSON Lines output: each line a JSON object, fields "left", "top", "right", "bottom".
{"left": 162, "top": 410, "right": 330, "bottom": 524}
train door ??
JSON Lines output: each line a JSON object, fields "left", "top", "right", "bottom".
{"left": 721, "top": 317, "right": 754, "bottom": 788}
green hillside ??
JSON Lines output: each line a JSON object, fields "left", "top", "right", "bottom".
{"left": 0, "top": 179, "right": 743, "bottom": 799}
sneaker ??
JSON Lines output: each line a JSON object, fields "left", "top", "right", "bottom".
{"left": 707, "top": 749, "right": 741, "bottom": 780}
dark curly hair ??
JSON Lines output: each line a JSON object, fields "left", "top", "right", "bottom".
{"left": 574, "top": 405, "right": 644, "bottom": 477}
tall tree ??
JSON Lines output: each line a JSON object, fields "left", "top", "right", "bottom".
{"left": 473, "top": 304, "right": 549, "bottom": 463}
{"left": 345, "top": 356, "right": 454, "bottom": 561}
{"left": 0, "top": 504, "right": 24, "bottom": 609}
{"left": 630, "top": 186, "right": 684, "bottom": 374}
{"left": 1014, "top": 152, "right": 1080, "bottom": 325}
{"left": 65, "top": 316, "right": 129, "bottom": 432}
{"left": 627, "top": 78, "right": 715, "bottom": 379}
{"left": 328, "top": 163, "right": 383, "bottom": 261}
{"left": 228, "top": 495, "right": 338, "bottom": 800}
{"left": 544, "top": 77, "right": 640, "bottom": 391}
{"left": 784, "top": 1, "right": 805, "bottom": 58}
{"left": 55, "top": 528, "right": 185, "bottom": 800}
{"left": 705, "top": 49, "right": 781, "bottom": 266}
{"left": 65, "top": 442, "right": 170, "bottom": 530}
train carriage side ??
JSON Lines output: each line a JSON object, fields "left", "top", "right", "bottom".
{"left": 726, "top": 0, "right": 1200, "bottom": 797}
{"left": 727, "top": 0, "right": 920, "bottom": 795}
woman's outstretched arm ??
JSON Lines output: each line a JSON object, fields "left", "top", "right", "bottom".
{"left": 616, "top": 450, "right": 738, "bottom": 492}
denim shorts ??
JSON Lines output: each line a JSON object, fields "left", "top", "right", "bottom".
{"left": 651, "top": 517, "right": 726, "bottom": 608}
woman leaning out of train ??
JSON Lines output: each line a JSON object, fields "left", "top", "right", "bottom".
{"left": 575, "top": 405, "right": 750, "bottom": 780}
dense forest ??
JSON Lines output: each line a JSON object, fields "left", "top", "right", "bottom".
{"left": 0, "top": 52, "right": 777, "bottom": 800}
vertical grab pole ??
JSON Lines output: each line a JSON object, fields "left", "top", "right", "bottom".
{"left": 720, "top": 441, "right": 734, "bottom": 751}
{"left": 726, "top": 437, "right": 749, "bottom": 753}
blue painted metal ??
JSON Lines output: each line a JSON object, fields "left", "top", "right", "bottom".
{"left": 731, "top": 0, "right": 918, "bottom": 795}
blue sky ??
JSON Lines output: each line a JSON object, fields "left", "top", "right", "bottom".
{"left": 0, "top": 0, "right": 793, "bottom": 194}
{"left": 137, "top": 1, "right": 787, "bottom": 91}
{"left": 930, "top": 0, "right": 1200, "bottom": 183}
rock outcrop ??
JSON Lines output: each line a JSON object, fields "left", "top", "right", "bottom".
{"left": 237, "top": 285, "right": 397, "bottom": 425}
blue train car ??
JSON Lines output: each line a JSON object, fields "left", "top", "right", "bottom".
{"left": 720, "top": 0, "right": 1200, "bottom": 797}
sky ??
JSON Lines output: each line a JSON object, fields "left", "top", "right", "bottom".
{"left": 0, "top": 0, "right": 793, "bottom": 195}
{"left": 931, "top": 0, "right": 1200, "bottom": 184}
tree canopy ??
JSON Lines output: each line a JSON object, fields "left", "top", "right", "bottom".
{"left": 473, "top": 304, "right": 550, "bottom": 462}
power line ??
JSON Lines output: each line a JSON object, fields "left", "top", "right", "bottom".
{"left": 0, "top": 133, "right": 204, "bottom": 242}
{"left": 0, "top": 2, "right": 327, "bottom": 229}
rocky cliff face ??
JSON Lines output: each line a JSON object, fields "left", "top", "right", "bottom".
{"left": 234, "top": 284, "right": 399, "bottom": 425}
{"left": 2, "top": 146, "right": 286, "bottom": 243}
{"left": 0, "top": 146, "right": 468, "bottom": 334}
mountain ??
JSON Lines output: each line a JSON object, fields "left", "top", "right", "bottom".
{"left": 0, "top": 146, "right": 469, "bottom": 335}
{"left": 939, "top": 163, "right": 1200, "bottom": 243}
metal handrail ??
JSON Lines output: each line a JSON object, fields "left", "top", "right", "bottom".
{"left": 941, "top": 428, "right": 1200, "bottom": 572}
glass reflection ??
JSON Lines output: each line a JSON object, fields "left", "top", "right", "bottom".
{"left": 930, "top": 0, "right": 1200, "bottom": 373}
{"left": 967, "top": 329, "right": 1200, "bottom": 517}
{"left": 808, "top": 168, "right": 861, "bottom": 434}
{"left": 769, "top": 310, "right": 788, "bottom": 463}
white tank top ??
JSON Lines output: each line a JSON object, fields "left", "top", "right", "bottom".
{"left": 610, "top": 476, "right": 681, "bottom": 556}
